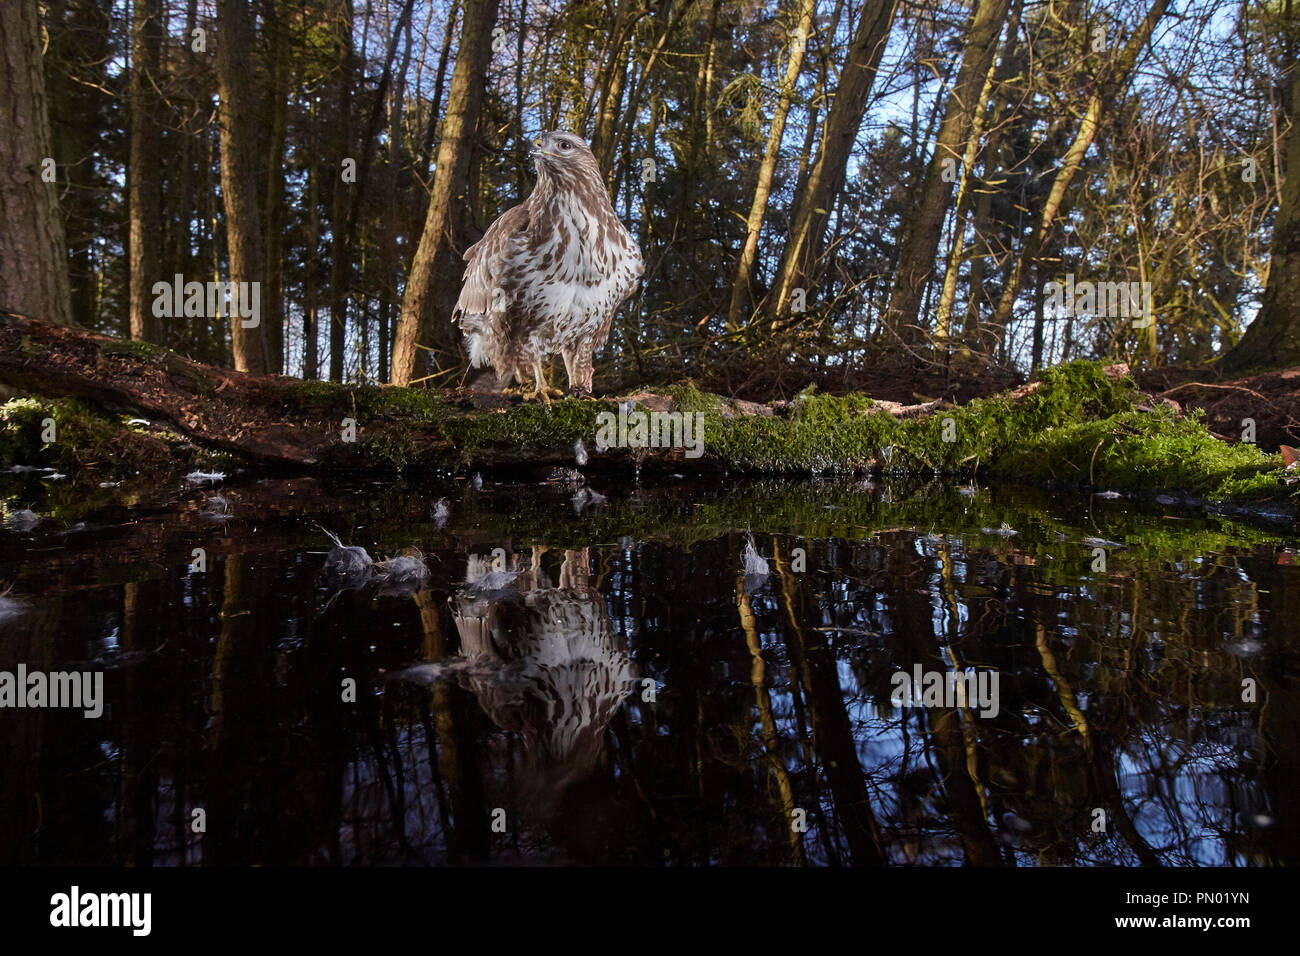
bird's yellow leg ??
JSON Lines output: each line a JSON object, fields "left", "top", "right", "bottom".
{"left": 532, "top": 360, "right": 552, "bottom": 406}
{"left": 530, "top": 360, "right": 563, "bottom": 404}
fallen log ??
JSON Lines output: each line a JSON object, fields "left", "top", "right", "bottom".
{"left": 0, "top": 313, "right": 745, "bottom": 473}
{"left": 0, "top": 313, "right": 1293, "bottom": 517}
{"left": 0, "top": 311, "right": 331, "bottom": 466}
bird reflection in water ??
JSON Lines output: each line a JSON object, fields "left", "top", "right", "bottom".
{"left": 397, "top": 547, "right": 637, "bottom": 812}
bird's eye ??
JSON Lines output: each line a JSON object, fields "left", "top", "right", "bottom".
{"left": 559, "top": 141, "right": 572, "bottom": 150}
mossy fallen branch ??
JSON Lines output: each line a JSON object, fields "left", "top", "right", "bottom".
{"left": 0, "top": 314, "right": 1294, "bottom": 515}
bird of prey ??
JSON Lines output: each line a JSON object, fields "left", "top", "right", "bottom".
{"left": 452, "top": 131, "right": 643, "bottom": 399}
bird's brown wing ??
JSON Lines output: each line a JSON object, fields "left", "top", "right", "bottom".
{"left": 453, "top": 202, "right": 530, "bottom": 325}
{"left": 589, "top": 223, "right": 645, "bottom": 347}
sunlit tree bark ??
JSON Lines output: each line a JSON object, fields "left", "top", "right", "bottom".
{"left": 1223, "top": 64, "right": 1300, "bottom": 371}
{"left": 885, "top": 0, "right": 1010, "bottom": 342}
{"left": 765, "top": 0, "right": 900, "bottom": 329}
{"left": 727, "top": 0, "right": 818, "bottom": 333}
{"left": 215, "top": 0, "right": 269, "bottom": 372}
{"left": 391, "top": 0, "right": 500, "bottom": 386}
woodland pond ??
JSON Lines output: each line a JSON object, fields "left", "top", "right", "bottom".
{"left": 1, "top": 472, "right": 1297, "bottom": 866}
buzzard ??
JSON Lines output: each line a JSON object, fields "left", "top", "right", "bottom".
{"left": 452, "top": 131, "right": 643, "bottom": 399}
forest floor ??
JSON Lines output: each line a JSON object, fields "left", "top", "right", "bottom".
{"left": 1, "top": 313, "right": 1298, "bottom": 525}
{"left": 1133, "top": 365, "right": 1300, "bottom": 450}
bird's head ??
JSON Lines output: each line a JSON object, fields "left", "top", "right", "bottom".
{"left": 530, "top": 131, "right": 597, "bottom": 176}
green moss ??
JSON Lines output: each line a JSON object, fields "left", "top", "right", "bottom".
{"left": 100, "top": 339, "right": 165, "bottom": 362}
{"left": 365, "top": 387, "right": 451, "bottom": 421}
{"left": 0, "top": 397, "right": 123, "bottom": 470}
{"left": 17, "top": 336, "right": 48, "bottom": 359}
{"left": 4, "top": 359, "right": 1291, "bottom": 513}
{"left": 441, "top": 397, "right": 614, "bottom": 461}
{"left": 883, "top": 360, "right": 1141, "bottom": 473}
{"left": 168, "top": 360, "right": 219, "bottom": 397}
{"left": 278, "top": 379, "right": 354, "bottom": 417}
{"left": 703, "top": 409, "right": 896, "bottom": 474}
{"left": 278, "top": 380, "right": 451, "bottom": 423}
{"left": 993, "top": 407, "right": 1287, "bottom": 501}
{"left": 0, "top": 396, "right": 229, "bottom": 480}
{"left": 789, "top": 386, "right": 876, "bottom": 425}
{"left": 642, "top": 360, "right": 1294, "bottom": 509}
{"left": 663, "top": 382, "right": 724, "bottom": 415}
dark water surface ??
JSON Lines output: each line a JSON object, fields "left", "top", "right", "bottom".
{"left": 2, "top": 473, "right": 1298, "bottom": 866}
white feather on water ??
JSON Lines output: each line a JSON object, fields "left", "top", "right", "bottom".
{"left": 200, "top": 496, "right": 233, "bottom": 521}
{"left": 743, "top": 537, "right": 769, "bottom": 579}
{"left": 6, "top": 509, "right": 41, "bottom": 532}
{"left": 571, "top": 485, "right": 607, "bottom": 512}
{"left": 0, "top": 588, "right": 28, "bottom": 624}
{"left": 373, "top": 553, "right": 429, "bottom": 595}
{"left": 981, "top": 522, "right": 1018, "bottom": 537}
{"left": 321, "top": 529, "right": 373, "bottom": 584}
{"left": 185, "top": 471, "right": 226, "bottom": 486}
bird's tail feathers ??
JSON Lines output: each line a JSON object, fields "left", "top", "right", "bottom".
{"left": 466, "top": 331, "right": 492, "bottom": 368}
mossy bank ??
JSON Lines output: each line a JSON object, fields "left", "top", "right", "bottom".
{"left": 2, "top": 360, "right": 1296, "bottom": 522}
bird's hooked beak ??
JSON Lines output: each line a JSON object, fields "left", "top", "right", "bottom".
{"left": 530, "top": 137, "right": 561, "bottom": 160}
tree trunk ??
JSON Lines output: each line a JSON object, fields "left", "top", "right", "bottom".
{"left": 589, "top": 0, "right": 639, "bottom": 178}
{"left": 46, "top": 0, "right": 108, "bottom": 330}
{"left": 933, "top": 0, "right": 1022, "bottom": 340}
{"left": 128, "top": 0, "right": 164, "bottom": 345}
{"left": 1030, "top": 258, "right": 1045, "bottom": 370}
{"left": 419, "top": 0, "right": 461, "bottom": 176}
{"left": 611, "top": 0, "right": 682, "bottom": 203}
{"left": 988, "top": 0, "right": 1171, "bottom": 340}
{"left": 885, "top": 0, "right": 1010, "bottom": 342}
{"left": 260, "top": 0, "right": 291, "bottom": 374}
{"left": 380, "top": 3, "right": 414, "bottom": 384}
{"left": 764, "top": 0, "right": 900, "bottom": 328}
{"left": 1222, "top": 65, "right": 1300, "bottom": 372}
{"left": 727, "top": 0, "right": 817, "bottom": 332}
{"left": 0, "top": 0, "right": 73, "bottom": 328}
{"left": 391, "top": 0, "right": 500, "bottom": 387}
{"left": 304, "top": 96, "right": 321, "bottom": 380}
{"left": 214, "top": 0, "right": 268, "bottom": 373}
{"left": 327, "top": 0, "right": 354, "bottom": 382}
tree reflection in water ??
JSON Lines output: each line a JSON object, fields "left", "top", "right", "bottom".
{"left": 0, "top": 478, "right": 1294, "bottom": 865}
